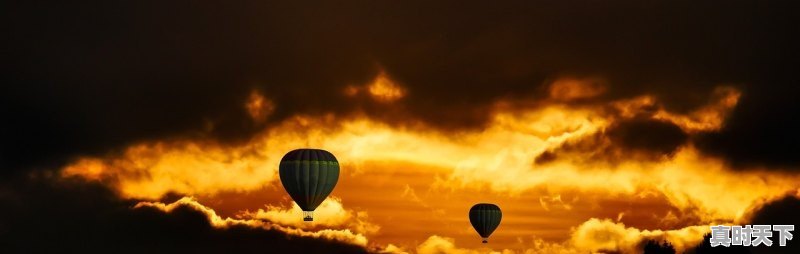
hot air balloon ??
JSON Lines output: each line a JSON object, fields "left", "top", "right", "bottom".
{"left": 279, "top": 148, "right": 340, "bottom": 221}
{"left": 469, "top": 203, "right": 502, "bottom": 243}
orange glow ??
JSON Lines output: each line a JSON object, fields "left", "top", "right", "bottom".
{"left": 409, "top": 219, "right": 708, "bottom": 254}
{"left": 567, "top": 218, "right": 708, "bottom": 253}
{"left": 342, "top": 71, "right": 406, "bottom": 102}
{"left": 239, "top": 196, "right": 380, "bottom": 235}
{"left": 62, "top": 158, "right": 107, "bottom": 181}
{"left": 343, "top": 85, "right": 360, "bottom": 97}
{"left": 610, "top": 86, "right": 741, "bottom": 133}
{"left": 612, "top": 95, "right": 657, "bottom": 118}
{"left": 245, "top": 90, "right": 275, "bottom": 122}
{"left": 367, "top": 72, "right": 405, "bottom": 102}
{"left": 549, "top": 77, "right": 607, "bottom": 101}
{"left": 60, "top": 85, "right": 800, "bottom": 252}
{"left": 653, "top": 86, "right": 741, "bottom": 133}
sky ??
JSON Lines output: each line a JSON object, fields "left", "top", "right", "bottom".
{"left": 1, "top": 1, "right": 800, "bottom": 253}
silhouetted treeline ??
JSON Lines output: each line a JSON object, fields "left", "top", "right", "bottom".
{"left": 643, "top": 239, "right": 676, "bottom": 254}
{"left": 687, "top": 233, "right": 752, "bottom": 254}
{"left": 643, "top": 234, "right": 752, "bottom": 254}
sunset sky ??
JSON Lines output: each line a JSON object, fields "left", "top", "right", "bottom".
{"left": 2, "top": 1, "right": 800, "bottom": 254}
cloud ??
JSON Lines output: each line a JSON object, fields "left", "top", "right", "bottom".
{"left": 408, "top": 218, "right": 707, "bottom": 254}
{"left": 652, "top": 87, "right": 741, "bottom": 133}
{"left": 0, "top": 178, "right": 369, "bottom": 254}
{"left": 238, "top": 196, "right": 380, "bottom": 235}
{"left": 379, "top": 244, "right": 410, "bottom": 254}
{"left": 57, "top": 96, "right": 605, "bottom": 199}
{"left": 3, "top": 2, "right": 800, "bottom": 252}
{"left": 60, "top": 86, "right": 800, "bottom": 225}
{"left": 245, "top": 90, "right": 276, "bottom": 124}
{"left": 569, "top": 218, "right": 707, "bottom": 253}
{"left": 61, "top": 140, "right": 280, "bottom": 199}
{"left": 401, "top": 184, "right": 447, "bottom": 216}
{"left": 609, "top": 87, "right": 741, "bottom": 134}
{"left": 366, "top": 72, "right": 407, "bottom": 103}
{"left": 606, "top": 119, "right": 689, "bottom": 157}
{"left": 739, "top": 193, "right": 800, "bottom": 252}
{"left": 548, "top": 77, "right": 607, "bottom": 101}
{"left": 743, "top": 193, "right": 800, "bottom": 227}
{"left": 135, "top": 197, "right": 370, "bottom": 247}
{"left": 683, "top": 193, "right": 800, "bottom": 254}
{"left": 697, "top": 84, "right": 800, "bottom": 169}
{"left": 4, "top": 1, "right": 799, "bottom": 177}
{"left": 416, "top": 235, "right": 515, "bottom": 254}
{"left": 538, "top": 194, "right": 574, "bottom": 212}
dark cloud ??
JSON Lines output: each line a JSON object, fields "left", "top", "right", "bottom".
{"left": 0, "top": 176, "right": 368, "bottom": 254}
{"left": 608, "top": 119, "right": 688, "bottom": 157}
{"left": 696, "top": 87, "right": 800, "bottom": 170}
{"left": 0, "top": 1, "right": 380, "bottom": 175}
{"left": 747, "top": 196, "right": 800, "bottom": 226}
{"left": 745, "top": 195, "right": 800, "bottom": 254}
{"left": 2, "top": 2, "right": 797, "bottom": 252}
{"left": 538, "top": 119, "right": 689, "bottom": 164}
{"left": 2, "top": 0, "right": 799, "bottom": 175}
{"left": 685, "top": 195, "right": 800, "bottom": 254}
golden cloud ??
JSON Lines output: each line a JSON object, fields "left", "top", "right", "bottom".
{"left": 612, "top": 86, "right": 741, "bottom": 133}
{"left": 569, "top": 218, "right": 707, "bottom": 253}
{"left": 62, "top": 85, "right": 799, "bottom": 223}
{"left": 238, "top": 196, "right": 379, "bottom": 235}
{"left": 62, "top": 140, "right": 279, "bottom": 199}
{"left": 368, "top": 72, "right": 406, "bottom": 102}
{"left": 653, "top": 86, "right": 741, "bottom": 133}
{"left": 245, "top": 90, "right": 275, "bottom": 123}
{"left": 407, "top": 218, "right": 707, "bottom": 254}
{"left": 379, "top": 244, "right": 410, "bottom": 254}
{"left": 135, "top": 197, "right": 369, "bottom": 247}
{"left": 416, "top": 235, "right": 515, "bottom": 254}
{"left": 59, "top": 83, "right": 800, "bottom": 252}
{"left": 445, "top": 145, "right": 800, "bottom": 222}
{"left": 344, "top": 71, "right": 406, "bottom": 102}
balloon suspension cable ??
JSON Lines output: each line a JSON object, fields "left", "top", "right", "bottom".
{"left": 303, "top": 211, "right": 314, "bottom": 222}
{"left": 482, "top": 238, "right": 488, "bottom": 244}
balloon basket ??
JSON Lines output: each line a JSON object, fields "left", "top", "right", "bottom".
{"left": 303, "top": 211, "right": 314, "bottom": 222}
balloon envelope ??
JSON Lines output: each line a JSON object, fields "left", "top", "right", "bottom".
{"left": 279, "top": 149, "right": 340, "bottom": 221}
{"left": 469, "top": 203, "right": 502, "bottom": 243}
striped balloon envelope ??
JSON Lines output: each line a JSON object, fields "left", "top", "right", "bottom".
{"left": 279, "top": 148, "right": 340, "bottom": 221}
{"left": 469, "top": 203, "right": 502, "bottom": 243}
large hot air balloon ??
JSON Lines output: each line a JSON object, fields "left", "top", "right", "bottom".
{"left": 469, "top": 203, "right": 502, "bottom": 243}
{"left": 279, "top": 149, "right": 340, "bottom": 221}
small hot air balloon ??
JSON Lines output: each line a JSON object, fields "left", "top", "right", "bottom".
{"left": 469, "top": 203, "right": 502, "bottom": 243}
{"left": 279, "top": 148, "right": 340, "bottom": 221}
